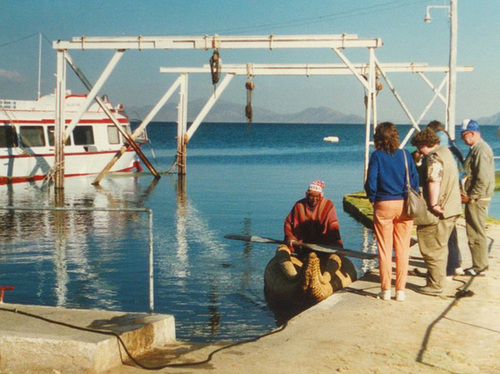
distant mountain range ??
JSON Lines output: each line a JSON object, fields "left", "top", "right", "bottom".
{"left": 126, "top": 98, "right": 500, "bottom": 126}
{"left": 478, "top": 112, "right": 500, "bottom": 126}
{"left": 126, "top": 98, "right": 365, "bottom": 124}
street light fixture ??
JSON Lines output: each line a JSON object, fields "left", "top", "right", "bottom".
{"left": 424, "top": 1, "right": 458, "bottom": 138}
{"left": 424, "top": 5, "right": 450, "bottom": 23}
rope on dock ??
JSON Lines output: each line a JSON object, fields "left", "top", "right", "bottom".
{"left": 0, "top": 306, "right": 289, "bottom": 370}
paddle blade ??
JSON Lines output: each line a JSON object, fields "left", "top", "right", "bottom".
{"left": 224, "top": 234, "right": 377, "bottom": 260}
{"left": 301, "top": 243, "right": 377, "bottom": 260}
{"left": 224, "top": 234, "right": 283, "bottom": 244}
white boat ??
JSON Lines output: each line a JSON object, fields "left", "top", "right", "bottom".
{"left": 323, "top": 136, "right": 339, "bottom": 143}
{"left": 0, "top": 92, "right": 144, "bottom": 185}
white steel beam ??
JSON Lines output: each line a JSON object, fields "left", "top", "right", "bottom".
{"left": 375, "top": 57, "right": 419, "bottom": 130}
{"left": 186, "top": 73, "right": 235, "bottom": 141}
{"left": 448, "top": 0, "right": 458, "bottom": 138}
{"left": 92, "top": 75, "right": 184, "bottom": 184}
{"left": 54, "top": 50, "right": 66, "bottom": 189}
{"left": 364, "top": 48, "right": 376, "bottom": 182}
{"left": 176, "top": 74, "right": 188, "bottom": 174}
{"left": 64, "top": 50, "right": 125, "bottom": 139}
{"left": 160, "top": 63, "right": 473, "bottom": 76}
{"left": 418, "top": 72, "right": 448, "bottom": 104}
{"left": 415, "top": 76, "right": 448, "bottom": 124}
{"left": 53, "top": 34, "right": 382, "bottom": 50}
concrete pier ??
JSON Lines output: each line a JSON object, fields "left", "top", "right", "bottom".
{"left": 0, "top": 304, "right": 175, "bottom": 373}
{"left": 106, "top": 218, "right": 500, "bottom": 373}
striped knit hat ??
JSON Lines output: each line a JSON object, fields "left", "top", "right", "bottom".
{"left": 307, "top": 180, "right": 325, "bottom": 195}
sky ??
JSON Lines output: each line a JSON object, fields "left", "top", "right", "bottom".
{"left": 1, "top": 0, "right": 499, "bottom": 124}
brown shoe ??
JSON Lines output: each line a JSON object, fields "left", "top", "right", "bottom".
{"left": 417, "top": 285, "right": 443, "bottom": 295}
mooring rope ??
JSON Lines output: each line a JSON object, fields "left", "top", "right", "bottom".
{"left": 0, "top": 306, "right": 288, "bottom": 370}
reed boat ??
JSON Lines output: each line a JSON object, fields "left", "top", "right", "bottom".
{"left": 264, "top": 244, "right": 357, "bottom": 307}
{"left": 0, "top": 92, "right": 144, "bottom": 185}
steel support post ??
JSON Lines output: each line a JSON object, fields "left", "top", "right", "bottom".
{"left": 176, "top": 74, "right": 188, "bottom": 175}
{"left": 55, "top": 50, "right": 66, "bottom": 189}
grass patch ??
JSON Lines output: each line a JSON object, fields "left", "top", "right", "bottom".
{"left": 343, "top": 191, "right": 499, "bottom": 227}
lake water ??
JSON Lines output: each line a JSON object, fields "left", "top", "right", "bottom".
{"left": 0, "top": 122, "right": 498, "bottom": 343}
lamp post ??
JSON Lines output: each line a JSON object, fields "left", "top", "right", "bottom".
{"left": 424, "top": 5, "right": 450, "bottom": 23}
{"left": 425, "top": 0, "right": 458, "bottom": 139}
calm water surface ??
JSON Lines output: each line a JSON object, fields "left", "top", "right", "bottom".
{"left": 0, "top": 123, "right": 498, "bottom": 343}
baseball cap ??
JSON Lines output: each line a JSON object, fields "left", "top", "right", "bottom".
{"left": 461, "top": 119, "right": 480, "bottom": 133}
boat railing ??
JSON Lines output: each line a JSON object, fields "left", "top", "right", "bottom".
{"left": 0, "top": 101, "right": 18, "bottom": 124}
{"left": 0, "top": 205, "right": 155, "bottom": 313}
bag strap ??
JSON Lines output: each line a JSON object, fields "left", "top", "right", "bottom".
{"left": 402, "top": 149, "right": 411, "bottom": 189}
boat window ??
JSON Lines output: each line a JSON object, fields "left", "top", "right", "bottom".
{"left": 20, "top": 126, "right": 45, "bottom": 147}
{"left": 107, "top": 125, "right": 120, "bottom": 144}
{"left": 48, "top": 126, "right": 71, "bottom": 146}
{"left": 0, "top": 126, "right": 18, "bottom": 148}
{"left": 73, "top": 126, "right": 95, "bottom": 145}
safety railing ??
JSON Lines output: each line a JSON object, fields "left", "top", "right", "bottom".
{"left": 0, "top": 206, "right": 155, "bottom": 313}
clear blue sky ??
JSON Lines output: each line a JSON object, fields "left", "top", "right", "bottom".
{"left": 1, "top": 0, "right": 498, "bottom": 124}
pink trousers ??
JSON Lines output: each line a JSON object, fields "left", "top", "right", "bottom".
{"left": 373, "top": 200, "right": 413, "bottom": 292}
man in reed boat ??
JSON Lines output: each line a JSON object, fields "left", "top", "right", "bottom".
{"left": 264, "top": 180, "right": 353, "bottom": 308}
{"left": 284, "top": 180, "right": 343, "bottom": 256}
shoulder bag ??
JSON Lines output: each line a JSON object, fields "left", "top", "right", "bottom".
{"left": 403, "top": 150, "right": 439, "bottom": 226}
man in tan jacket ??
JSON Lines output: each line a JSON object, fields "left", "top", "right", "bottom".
{"left": 411, "top": 128, "right": 462, "bottom": 294}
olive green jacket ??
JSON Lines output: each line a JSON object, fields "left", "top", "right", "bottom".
{"left": 463, "top": 139, "right": 495, "bottom": 201}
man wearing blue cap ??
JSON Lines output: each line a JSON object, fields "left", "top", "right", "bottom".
{"left": 460, "top": 119, "right": 495, "bottom": 276}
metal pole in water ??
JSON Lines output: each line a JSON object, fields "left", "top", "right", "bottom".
{"left": 148, "top": 208, "right": 154, "bottom": 313}
{"left": 54, "top": 49, "right": 66, "bottom": 189}
{"left": 177, "top": 74, "right": 188, "bottom": 175}
{"left": 448, "top": 0, "right": 458, "bottom": 139}
{"left": 37, "top": 33, "right": 42, "bottom": 100}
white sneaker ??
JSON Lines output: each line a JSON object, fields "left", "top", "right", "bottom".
{"left": 378, "top": 290, "right": 391, "bottom": 301}
{"left": 396, "top": 290, "right": 406, "bottom": 302}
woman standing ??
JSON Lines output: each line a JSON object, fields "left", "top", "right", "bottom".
{"left": 364, "top": 122, "right": 419, "bottom": 301}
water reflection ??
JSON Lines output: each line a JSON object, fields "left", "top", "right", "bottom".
{"left": 208, "top": 280, "right": 221, "bottom": 337}
{"left": 54, "top": 209, "right": 68, "bottom": 305}
{"left": 0, "top": 174, "right": 280, "bottom": 343}
{"left": 174, "top": 176, "right": 189, "bottom": 280}
{"left": 0, "top": 176, "right": 158, "bottom": 311}
{"left": 161, "top": 174, "right": 233, "bottom": 340}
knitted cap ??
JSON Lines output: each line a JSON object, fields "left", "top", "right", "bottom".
{"left": 307, "top": 180, "right": 325, "bottom": 194}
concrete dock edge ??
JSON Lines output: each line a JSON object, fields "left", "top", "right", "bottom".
{"left": 0, "top": 304, "right": 175, "bottom": 373}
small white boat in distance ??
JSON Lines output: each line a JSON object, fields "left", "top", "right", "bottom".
{"left": 323, "top": 136, "right": 339, "bottom": 143}
{"left": 0, "top": 92, "right": 145, "bottom": 185}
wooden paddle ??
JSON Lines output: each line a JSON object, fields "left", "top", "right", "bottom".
{"left": 224, "top": 234, "right": 377, "bottom": 260}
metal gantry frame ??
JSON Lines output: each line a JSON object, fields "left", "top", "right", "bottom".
{"left": 160, "top": 61, "right": 472, "bottom": 179}
{"left": 53, "top": 33, "right": 472, "bottom": 187}
{"left": 53, "top": 34, "right": 382, "bottom": 188}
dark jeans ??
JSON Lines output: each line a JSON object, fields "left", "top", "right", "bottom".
{"left": 446, "top": 227, "right": 462, "bottom": 275}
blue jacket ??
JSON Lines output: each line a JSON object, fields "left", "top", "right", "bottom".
{"left": 364, "top": 148, "right": 419, "bottom": 203}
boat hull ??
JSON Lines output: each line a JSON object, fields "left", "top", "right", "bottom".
{"left": 0, "top": 149, "right": 140, "bottom": 185}
{"left": 264, "top": 244, "right": 357, "bottom": 307}
{"left": 0, "top": 93, "right": 144, "bottom": 185}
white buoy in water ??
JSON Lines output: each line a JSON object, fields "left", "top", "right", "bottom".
{"left": 323, "top": 136, "right": 339, "bottom": 143}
